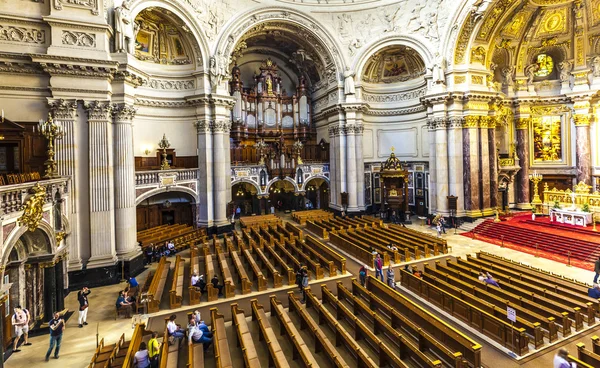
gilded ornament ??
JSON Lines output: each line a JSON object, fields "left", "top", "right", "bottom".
{"left": 516, "top": 117, "right": 530, "bottom": 129}
{"left": 499, "top": 158, "right": 515, "bottom": 167}
{"left": 471, "top": 75, "right": 484, "bottom": 85}
{"left": 18, "top": 183, "right": 47, "bottom": 232}
{"left": 574, "top": 114, "right": 591, "bottom": 126}
{"left": 454, "top": 76, "right": 466, "bottom": 84}
{"left": 470, "top": 47, "right": 486, "bottom": 64}
{"left": 463, "top": 116, "right": 480, "bottom": 128}
{"left": 537, "top": 8, "right": 567, "bottom": 37}
{"left": 55, "top": 231, "right": 67, "bottom": 244}
{"left": 479, "top": 116, "right": 490, "bottom": 128}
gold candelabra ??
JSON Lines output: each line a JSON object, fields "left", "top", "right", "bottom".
{"left": 158, "top": 134, "right": 171, "bottom": 170}
{"left": 293, "top": 140, "right": 304, "bottom": 165}
{"left": 254, "top": 139, "right": 268, "bottom": 165}
{"left": 37, "top": 113, "right": 64, "bottom": 178}
{"left": 529, "top": 170, "right": 543, "bottom": 214}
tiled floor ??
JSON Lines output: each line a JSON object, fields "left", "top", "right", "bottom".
{"left": 6, "top": 217, "right": 597, "bottom": 367}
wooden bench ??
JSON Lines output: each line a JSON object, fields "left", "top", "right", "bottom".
{"left": 305, "top": 220, "right": 329, "bottom": 240}
{"left": 148, "top": 257, "right": 171, "bottom": 313}
{"left": 250, "top": 299, "right": 291, "bottom": 368}
{"left": 231, "top": 303, "right": 260, "bottom": 367}
{"left": 303, "top": 288, "right": 378, "bottom": 368}
{"left": 285, "top": 239, "right": 323, "bottom": 280}
{"left": 229, "top": 247, "right": 252, "bottom": 294}
{"left": 216, "top": 246, "right": 236, "bottom": 298}
{"left": 286, "top": 291, "right": 350, "bottom": 367}
{"left": 210, "top": 308, "right": 233, "bottom": 368}
{"left": 292, "top": 210, "right": 333, "bottom": 225}
{"left": 262, "top": 240, "right": 295, "bottom": 285}
{"left": 577, "top": 337, "right": 600, "bottom": 368}
{"left": 269, "top": 296, "right": 319, "bottom": 366}
{"left": 360, "top": 277, "right": 481, "bottom": 367}
{"left": 204, "top": 250, "right": 219, "bottom": 302}
{"left": 305, "top": 235, "right": 346, "bottom": 274}
{"left": 120, "top": 323, "right": 148, "bottom": 368}
{"left": 295, "top": 238, "right": 337, "bottom": 277}
{"left": 275, "top": 223, "right": 293, "bottom": 242}
{"left": 241, "top": 214, "right": 281, "bottom": 228}
{"left": 285, "top": 222, "right": 304, "bottom": 240}
{"left": 329, "top": 230, "right": 376, "bottom": 267}
{"left": 187, "top": 339, "right": 204, "bottom": 368}
{"left": 189, "top": 248, "right": 201, "bottom": 305}
{"left": 242, "top": 248, "right": 268, "bottom": 291}
{"left": 321, "top": 285, "right": 438, "bottom": 368}
{"left": 169, "top": 255, "right": 184, "bottom": 309}
{"left": 399, "top": 271, "right": 530, "bottom": 355}
{"left": 252, "top": 241, "right": 283, "bottom": 288}
{"left": 273, "top": 239, "right": 302, "bottom": 275}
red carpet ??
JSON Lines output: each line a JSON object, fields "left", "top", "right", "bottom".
{"left": 462, "top": 213, "right": 600, "bottom": 271}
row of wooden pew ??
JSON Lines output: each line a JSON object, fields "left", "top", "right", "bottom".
{"left": 137, "top": 224, "right": 206, "bottom": 250}
{"left": 88, "top": 324, "right": 149, "bottom": 368}
{"left": 292, "top": 209, "right": 334, "bottom": 225}
{"left": 239, "top": 213, "right": 282, "bottom": 228}
{"left": 400, "top": 252, "right": 599, "bottom": 356}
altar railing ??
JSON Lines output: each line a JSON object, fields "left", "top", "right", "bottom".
{"left": 543, "top": 182, "right": 600, "bottom": 210}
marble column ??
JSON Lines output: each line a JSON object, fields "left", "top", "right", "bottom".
{"left": 212, "top": 120, "right": 231, "bottom": 228}
{"left": 43, "top": 262, "right": 56, "bottom": 319}
{"left": 195, "top": 120, "right": 214, "bottom": 227}
{"left": 434, "top": 118, "right": 449, "bottom": 215}
{"left": 479, "top": 118, "right": 491, "bottom": 212}
{"left": 462, "top": 116, "right": 480, "bottom": 214}
{"left": 427, "top": 119, "right": 437, "bottom": 212}
{"left": 328, "top": 125, "right": 338, "bottom": 209}
{"left": 85, "top": 101, "right": 117, "bottom": 267}
{"left": 446, "top": 117, "right": 464, "bottom": 215}
{"left": 516, "top": 118, "right": 531, "bottom": 207}
{"left": 50, "top": 99, "right": 83, "bottom": 271}
{"left": 55, "top": 260, "right": 65, "bottom": 312}
{"left": 488, "top": 119, "right": 499, "bottom": 208}
{"left": 355, "top": 123, "right": 365, "bottom": 211}
{"left": 112, "top": 104, "right": 138, "bottom": 260}
{"left": 345, "top": 125, "right": 358, "bottom": 211}
{"left": 574, "top": 115, "right": 592, "bottom": 184}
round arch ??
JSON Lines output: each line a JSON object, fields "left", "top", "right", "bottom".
{"left": 130, "top": 0, "right": 210, "bottom": 70}
{"left": 2, "top": 220, "right": 57, "bottom": 267}
{"left": 439, "top": 0, "right": 474, "bottom": 67}
{"left": 214, "top": 7, "right": 346, "bottom": 78}
{"left": 231, "top": 178, "right": 262, "bottom": 195}
{"left": 353, "top": 35, "right": 434, "bottom": 83}
{"left": 300, "top": 174, "right": 330, "bottom": 191}
{"left": 265, "top": 177, "right": 299, "bottom": 193}
{"left": 135, "top": 186, "right": 199, "bottom": 206}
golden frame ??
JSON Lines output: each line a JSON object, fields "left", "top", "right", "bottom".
{"left": 528, "top": 108, "right": 570, "bottom": 167}
{"left": 135, "top": 29, "right": 154, "bottom": 56}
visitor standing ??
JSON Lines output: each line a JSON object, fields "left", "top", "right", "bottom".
{"left": 77, "top": 286, "right": 91, "bottom": 328}
{"left": 594, "top": 256, "right": 600, "bottom": 284}
{"left": 374, "top": 254, "right": 384, "bottom": 282}
{"left": 148, "top": 331, "right": 160, "bottom": 368}
{"left": 301, "top": 266, "right": 309, "bottom": 303}
{"left": 11, "top": 306, "right": 31, "bottom": 352}
{"left": 358, "top": 265, "right": 368, "bottom": 287}
{"left": 386, "top": 264, "right": 395, "bottom": 289}
{"left": 134, "top": 342, "right": 151, "bottom": 368}
{"left": 45, "top": 312, "right": 65, "bottom": 361}
{"left": 553, "top": 348, "right": 573, "bottom": 368}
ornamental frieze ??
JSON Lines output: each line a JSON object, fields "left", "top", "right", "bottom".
{"left": 0, "top": 24, "right": 45, "bottom": 44}
{"left": 142, "top": 79, "right": 196, "bottom": 91}
{"left": 61, "top": 31, "right": 95, "bottom": 48}
{"left": 54, "top": 0, "right": 98, "bottom": 15}
{"left": 362, "top": 88, "right": 427, "bottom": 103}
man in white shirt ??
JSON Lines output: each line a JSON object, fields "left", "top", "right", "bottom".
{"left": 187, "top": 319, "right": 212, "bottom": 351}
{"left": 167, "top": 241, "right": 176, "bottom": 254}
{"left": 11, "top": 306, "right": 31, "bottom": 352}
{"left": 191, "top": 273, "right": 199, "bottom": 287}
{"left": 166, "top": 314, "right": 185, "bottom": 344}
{"left": 553, "top": 348, "right": 574, "bottom": 368}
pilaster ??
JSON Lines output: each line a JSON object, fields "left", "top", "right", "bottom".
{"left": 462, "top": 115, "right": 480, "bottom": 216}
{"left": 515, "top": 116, "right": 531, "bottom": 209}
{"left": 195, "top": 119, "right": 214, "bottom": 228}
{"left": 488, "top": 117, "right": 499, "bottom": 209}
{"left": 112, "top": 103, "right": 139, "bottom": 260}
{"left": 479, "top": 117, "right": 492, "bottom": 215}
{"left": 434, "top": 117, "right": 449, "bottom": 215}
{"left": 447, "top": 117, "right": 465, "bottom": 216}
{"left": 84, "top": 101, "right": 117, "bottom": 268}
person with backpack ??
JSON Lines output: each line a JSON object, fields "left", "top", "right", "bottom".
{"left": 301, "top": 266, "right": 309, "bottom": 303}
{"left": 147, "top": 331, "right": 160, "bottom": 368}
{"left": 359, "top": 265, "right": 368, "bottom": 287}
{"left": 11, "top": 306, "right": 31, "bottom": 352}
{"left": 374, "top": 254, "right": 384, "bottom": 282}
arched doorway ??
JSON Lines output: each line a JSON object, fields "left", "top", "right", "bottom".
{"left": 303, "top": 178, "right": 329, "bottom": 210}
{"left": 2, "top": 228, "right": 64, "bottom": 348}
{"left": 231, "top": 182, "right": 260, "bottom": 216}
{"left": 136, "top": 192, "right": 196, "bottom": 231}
{"left": 267, "top": 180, "right": 297, "bottom": 213}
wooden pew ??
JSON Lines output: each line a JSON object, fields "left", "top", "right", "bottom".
{"left": 359, "top": 277, "right": 482, "bottom": 367}
{"left": 329, "top": 230, "right": 376, "bottom": 267}
{"left": 303, "top": 288, "right": 378, "bottom": 368}
{"left": 340, "top": 228, "right": 392, "bottom": 264}
{"left": 276, "top": 223, "right": 293, "bottom": 242}
{"left": 262, "top": 240, "right": 295, "bottom": 285}
{"left": 210, "top": 308, "right": 233, "bottom": 368}
{"left": 250, "top": 299, "right": 291, "bottom": 368}
{"left": 204, "top": 250, "right": 219, "bottom": 302}
{"left": 304, "top": 235, "right": 346, "bottom": 274}
{"left": 273, "top": 239, "right": 302, "bottom": 275}
{"left": 148, "top": 257, "right": 171, "bottom": 313}
{"left": 252, "top": 241, "right": 283, "bottom": 288}
{"left": 295, "top": 238, "right": 337, "bottom": 277}
{"left": 121, "top": 323, "right": 148, "bottom": 368}
{"left": 189, "top": 248, "right": 201, "bottom": 305}
{"left": 285, "top": 239, "right": 324, "bottom": 280}
{"left": 321, "top": 285, "right": 438, "bottom": 368}
{"left": 231, "top": 303, "right": 260, "bottom": 367}
{"left": 187, "top": 339, "right": 204, "bottom": 368}
{"left": 216, "top": 246, "right": 236, "bottom": 298}
{"left": 577, "top": 340, "right": 600, "bottom": 368}
{"left": 241, "top": 248, "right": 268, "bottom": 291}
{"left": 286, "top": 291, "right": 351, "bottom": 367}
{"left": 229, "top": 247, "right": 252, "bottom": 294}
{"left": 399, "top": 271, "right": 531, "bottom": 355}
{"left": 305, "top": 220, "right": 329, "bottom": 240}
{"left": 169, "top": 255, "right": 184, "bottom": 309}
{"left": 285, "top": 222, "right": 304, "bottom": 240}
{"left": 269, "top": 296, "right": 319, "bottom": 366}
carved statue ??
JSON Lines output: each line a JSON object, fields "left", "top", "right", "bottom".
{"left": 348, "top": 38, "right": 362, "bottom": 56}
{"left": 487, "top": 62, "right": 497, "bottom": 87}
{"left": 18, "top": 183, "right": 47, "bottom": 232}
{"left": 209, "top": 56, "right": 221, "bottom": 91}
{"left": 502, "top": 66, "right": 515, "bottom": 87}
{"left": 343, "top": 67, "right": 356, "bottom": 95}
{"left": 425, "top": 12, "right": 439, "bottom": 41}
{"left": 114, "top": 0, "right": 136, "bottom": 54}
{"left": 471, "top": 0, "right": 493, "bottom": 23}
{"left": 558, "top": 61, "right": 572, "bottom": 83}
{"left": 383, "top": 7, "right": 400, "bottom": 33}
{"left": 524, "top": 63, "right": 540, "bottom": 85}
{"left": 591, "top": 56, "right": 600, "bottom": 77}
{"left": 266, "top": 76, "right": 273, "bottom": 94}
{"left": 428, "top": 53, "right": 446, "bottom": 85}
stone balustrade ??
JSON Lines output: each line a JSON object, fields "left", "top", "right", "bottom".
{"left": 0, "top": 177, "right": 70, "bottom": 218}
{"left": 135, "top": 168, "right": 198, "bottom": 186}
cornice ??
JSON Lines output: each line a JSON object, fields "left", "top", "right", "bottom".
{"left": 365, "top": 106, "right": 426, "bottom": 116}
{"left": 42, "top": 15, "right": 110, "bottom": 32}
{"left": 134, "top": 98, "right": 190, "bottom": 108}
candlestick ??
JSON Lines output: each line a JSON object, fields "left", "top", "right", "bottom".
{"left": 38, "top": 113, "right": 64, "bottom": 178}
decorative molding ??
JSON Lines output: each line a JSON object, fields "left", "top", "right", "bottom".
{"left": 61, "top": 30, "right": 95, "bottom": 48}
{"left": 448, "top": 117, "right": 464, "bottom": 128}
{"left": 142, "top": 78, "right": 195, "bottom": 91}
{"left": 84, "top": 100, "right": 112, "bottom": 121}
{"left": 134, "top": 98, "right": 189, "bottom": 108}
{"left": 0, "top": 24, "right": 45, "bottom": 44}
{"left": 365, "top": 106, "right": 426, "bottom": 116}
{"left": 49, "top": 99, "right": 78, "bottom": 120}
{"left": 38, "top": 62, "right": 115, "bottom": 79}
{"left": 54, "top": 0, "right": 98, "bottom": 15}
{"left": 212, "top": 120, "right": 231, "bottom": 133}
{"left": 516, "top": 117, "right": 530, "bottom": 130}
{"left": 114, "top": 71, "right": 144, "bottom": 87}
{"left": 462, "top": 116, "right": 480, "bottom": 128}
{"left": 454, "top": 76, "right": 466, "bottom": 84}
{"left": 362, "top": 87, "right": 426, "bottom": 103}
{"left": 112, "top": 103, "right": 136, "bottom": 122}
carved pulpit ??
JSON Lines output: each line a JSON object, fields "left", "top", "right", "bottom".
{"left": 380, "top": 148, "right": 410, "bottom": 223}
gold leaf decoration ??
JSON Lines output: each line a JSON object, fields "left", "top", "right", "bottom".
{"left": 18, "top": 183, "right": 46, "bottom": 232}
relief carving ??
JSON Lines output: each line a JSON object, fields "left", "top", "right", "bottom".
{"left": 0, "top": 24, "right": 45, "bottom": 44}
{"left": 142, "top": 79, "right": 195, "bottom": 91}
{"left": 54, "top": 0, "right": 98, "bottom": 15}
{"left": 61, "top": 31, "right": 96, "bottom": 47}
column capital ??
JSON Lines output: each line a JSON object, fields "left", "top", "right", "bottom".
{"left": 212, "top": 120, "right": 232, "bottom": 133}
{"left": 516, "top": 117, "right": 530, "bottom": 130}
{"left": 84, "top": 100, "right": 113, "bottom": 121}
{"left": 194, "top": 120, "right": 212, "bottom": 133}
{"left": 49, "top": 99, "right": 78, "bottom": 120}
{"left": 448, "top": 117, "right": 465, "bottom": 129}
{"left": 112, "top": 103, "right": 136, "bottom": 122}
{"left": 574, "top": 114, "right": 592, "bottom": 127}
{"left": 462, "top": 115, "right": 480, "bottom": 128}
{"left": 427, "top": 117, "right": 449, "bottom": 130}
{"left": 328, "top": 124, "right": 342, "bottom": 137}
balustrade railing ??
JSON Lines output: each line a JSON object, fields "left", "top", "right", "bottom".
{"left": 135, "top": 168, "right": 198, "bottom": 186}
{"left": 0, "top": 177, "right": 69, "bottom": 216}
